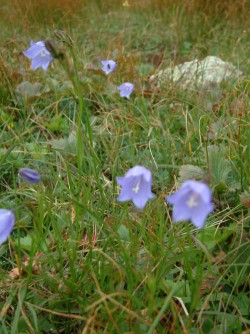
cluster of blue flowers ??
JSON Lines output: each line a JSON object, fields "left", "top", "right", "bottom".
{"left": 117, "top": 166, "right": 213, "bottom": 228}
{"left": 0, "top": 164, "right": 214, "bottom": 246}
{"left": 0, "top": 40, "right": 214, "bottom": 246}
{"left": 23, "top": 41, "right": 134, "bottom": 99}
{"left": 101, "top": 59, "right": 134, "bottom": 98}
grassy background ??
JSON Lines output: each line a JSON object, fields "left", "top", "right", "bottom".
{"left": 0, "top": 0, "right": 249, "bottom": 333}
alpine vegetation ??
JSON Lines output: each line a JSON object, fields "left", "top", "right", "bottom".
{"left": 1, "top": 2, "right": 249, "bottom": 332}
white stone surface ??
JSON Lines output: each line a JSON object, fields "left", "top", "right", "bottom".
{"left": 150, "top": 56, "right": 242, "bottom": 89}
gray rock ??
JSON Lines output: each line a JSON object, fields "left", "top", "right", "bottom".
{"left": 149, "top": 56, "right": 242, "bottom": 90}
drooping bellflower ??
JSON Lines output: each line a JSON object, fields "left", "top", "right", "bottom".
{"left": 166, "top": 180, "right": 213, "bottom": 228}
{"left": 23, "top": 40, "right": 54, "bottom": 71}
{"left": 0, "top": 210, "right": 15, "bottom": 245}
{"left": 101, "top": 60, "right": 116, "bottom": 75}
{"left": 19, "top": 168, "right": 41, "bottom": 184}
{"left": 117, "top": 83, "right": 134, "bottom": 99}
{"left": 116, "top": 165, "right": 155, "bottom": 209}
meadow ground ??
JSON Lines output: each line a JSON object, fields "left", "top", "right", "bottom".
{"left": 0, "top": 0, "right": 249, "bottom": 333}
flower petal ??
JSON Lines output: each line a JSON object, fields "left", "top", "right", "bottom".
{"left": 0, "top": 210, "right": 15, "bottom": 245}
{"left": 116, "top": 176, "right": 138, "bottom": 202}
{"left": 171, "top": 200, "right": 192, "bottom": 222}
{"left": 132, "top": 176, "right": 155, "bottom": 209}
{"left": 191, "top": 203, "right": 214, "bottom": 228}
{"left": 23, "top": 44, "right": 45, "bottom": 59}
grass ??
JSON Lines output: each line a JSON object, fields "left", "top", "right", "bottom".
{"left": 0, "top": 0, "right": 249, "bottom": 333}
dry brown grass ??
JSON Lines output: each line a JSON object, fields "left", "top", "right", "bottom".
{"left": 1, "top": 0, "right": 84, "bottom": 29}
{"left": 2, "top": 0, "right": 250, "bottom": 27}
{"left": 143, "top": 0, "right": 250, "bottom": 18}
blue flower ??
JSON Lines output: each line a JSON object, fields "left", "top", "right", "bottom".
{"left": 116, "top": 165, "right": 155, "bottom": 209}
{"left": 19, "top": 168, "right": 41, "bottom": 184}
{"left": 0, "top": 210, "right": 15, "bottom": 245}
{"left": 23, "top": 40, "right": 54, "bottom": 71}
{"left": 101, "top": 60, "right": 116, "bottom": 75}
{"left": 166, "top": 180, "right": 214, "bottom": 228}
{"left": 117, "top": 83, "right": 134, "bottom": 99}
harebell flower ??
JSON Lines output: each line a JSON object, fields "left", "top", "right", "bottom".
{"left": 166, "top": 180, "right": 213, "bottom": 228}
{"left": 23, "top": 40, "right": 54, "bottom": 71}
{"left": 117, "top": 83, "right": 134, "bottom": 99}
{"left": 117, "top": 165, "right": 155, "bottom": 209}
{"left": 0, "top": 210, "right": 15, "bottom": 245}
{"left": 101, "top": 60, "right": 116, "bottom": 75}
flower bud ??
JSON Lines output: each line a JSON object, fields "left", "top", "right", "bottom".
{"left": 45, "top": 39, "right": 65, "bottom": 59}
{"left": 54, "top": 30, "right": 74, "bottom": 48}
{"left": 19, "top": 168, "right": 41, "bottom": 184}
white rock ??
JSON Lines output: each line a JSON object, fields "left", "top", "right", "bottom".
{"left": 149, "top": 56, "right": 242, "bottom": 89}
